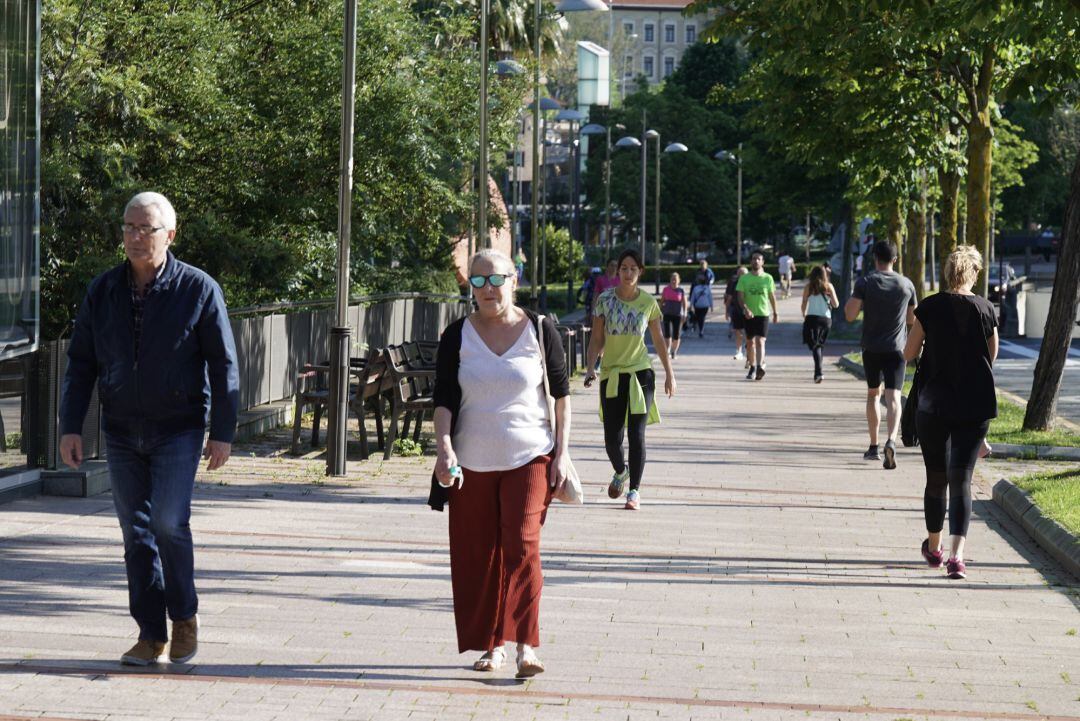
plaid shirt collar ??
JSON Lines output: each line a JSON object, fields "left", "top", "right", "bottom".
{"left": 127, "top": 256, "right": 169, "bottom": 299}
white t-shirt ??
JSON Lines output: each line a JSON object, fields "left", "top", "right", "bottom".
{"left": 453, "top": 319, "right": 554, "bottom": 472}
{"left": 778, "top": 255, "right": 794, "bottom": 276}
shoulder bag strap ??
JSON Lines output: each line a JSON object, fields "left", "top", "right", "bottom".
{"left": 536, "top": 315, "right": 557, "bottom": 436}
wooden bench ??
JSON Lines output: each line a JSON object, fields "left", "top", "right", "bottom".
{"left": 382, "top": 344, "right": 435, "bottom": 460}
{"left": 290, "top": 352, "right": 390, "bottom": 458}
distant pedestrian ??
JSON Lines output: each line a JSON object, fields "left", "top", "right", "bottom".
{"left": 585, "top": 249, "right": 676, "bottom": 511}
{"left": 660, "top": 272, "right": 689, "bottom": 359}
{"left": 59, "top": 192, "right": 240, "bottom": 667}
{"left": 514, "top": 248, "right": 527, "bottom": 282}
{"left": 904, "top": 246, "right": 998, "bottom": 580}
{"left": 736, "top": 251, "right": 778, "bottom": 381}
{"left": 431, "top": 249, "right": 573, "bottom": 677}
{"left": 801, "top": 265, "right": 839, "bottom": 383}
{"left": 578, "top": 267, "right": 602, "bottom": 325}
{"left": 698, "top": 259, "right": 715, "bottom": 286}
{"left": 777, "top": 252, "right": 796, "bottom": 299}
{"left": 844, "top": 240, "right": 917, "bottom": 469}
{"left": 689, "top": 276, "right": 713, "bottom": 338}
{"left": 724, "top": 267, "right": 749, "bottom": 365}
{"left": 593, "top": 258, "right": 620, "bottom": 300}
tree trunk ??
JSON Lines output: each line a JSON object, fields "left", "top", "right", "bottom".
{"left": 905, "top": 194, "right": 927, "bottom": 300}
{"left": 963, "top": 48, "right": 996, "bottom": 296}
{"left": 887, "top": 197, "right": 904, "bottom": 273}
{"left": 1023, "top": 150, "right": 1080, "bottom": 430}
{"left": 937, "top": 167, "right": 960, "bottom": 284}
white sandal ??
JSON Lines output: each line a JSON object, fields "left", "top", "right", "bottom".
{"left": 515, "top": 645, "right": 545, "bottom": 678}
{"left": 473, "top": 647, "right": 506, "bottom": 672}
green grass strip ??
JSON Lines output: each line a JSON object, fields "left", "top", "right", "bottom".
{"left": 1013, "top": 467, "right": 1080, "bottom": 535}
{"left": 839, "top": 353, "right": 1080, "bottom": 448}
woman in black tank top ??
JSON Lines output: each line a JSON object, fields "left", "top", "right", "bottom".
{"left": 904, "top": 246, "right": 999, "bottom": 580}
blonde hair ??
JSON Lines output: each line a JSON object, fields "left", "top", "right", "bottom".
{"left": 469, "top": 248, "right": 516, "bottom": 276}
{"left": 944, "top": 245, "right": 983, "bottom": 291}
{"left": 670, "top": 272, "right": 681, "bottom": 284}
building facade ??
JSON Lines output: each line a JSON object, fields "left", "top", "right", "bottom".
{"left": 608, "top": 0, "right": 714, "bottom": 91}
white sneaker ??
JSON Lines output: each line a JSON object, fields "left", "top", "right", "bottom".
{"left": 734, "top": 349, "right": 745, "bottom": 361}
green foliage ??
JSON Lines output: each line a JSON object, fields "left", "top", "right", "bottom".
{"left": 40, "top": 0, "right": 528, "bottom": 339}
{"left": 392, "top": 437, "right": 425, "bottom": 457}
{"left": 538, "top": 224, "right": 584, "bottom": 282}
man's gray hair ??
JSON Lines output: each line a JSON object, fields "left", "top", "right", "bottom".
{"left": 125, "top": 192, "right": 177, "bottom": 231}
{"left": 469, "top": 248, "right": 516, "bottom": 276}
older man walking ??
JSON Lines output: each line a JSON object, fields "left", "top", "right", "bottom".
{"left": 59, "top": 192, "right": 239, "bottom": 666}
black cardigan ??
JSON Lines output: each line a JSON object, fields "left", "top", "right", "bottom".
{"left": 427, "top": 309, "right": 570, "bottom": 511}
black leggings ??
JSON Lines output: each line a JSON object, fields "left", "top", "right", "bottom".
{"left": 600, "top": 369, "right": 655, "bottom": 492}
{"left": 916, "top": 412, "right": 990, "bottom": 537}
{"left": 662, "top": 314, "right": 683, "bottom": 340}
{"left": 692, "top": 307, "right": 708, "bottom": 334}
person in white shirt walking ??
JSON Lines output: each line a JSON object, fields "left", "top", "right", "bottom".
{"left": 777, "top": 253, "right": 796, "bottom": 299}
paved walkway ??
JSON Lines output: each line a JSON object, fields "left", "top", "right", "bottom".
{"left": 1, "top": 289, "right": 1078, "bottom": 721}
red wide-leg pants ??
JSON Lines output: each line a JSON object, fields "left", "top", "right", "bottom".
{"left": 448, "top": 454, "right": 553, "bottom": 653}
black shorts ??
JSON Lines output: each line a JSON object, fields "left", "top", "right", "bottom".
{"left": 863, "top": 350, "right": 906, "bottom": 390}
{"left": 728, "top": 305, "right": 746, "bottom": 330}
{"left": 745, "top": 315, "right": 769, "bottom": 339}
{"left": 662, "top": 314, "right": 683, "bottom": 340}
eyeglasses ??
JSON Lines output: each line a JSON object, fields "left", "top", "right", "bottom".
{"left": 122, "top": 224, "right": 166, "bottom": 236}
{"left": 468, "top": 273, "right": 509, "bottom": 289}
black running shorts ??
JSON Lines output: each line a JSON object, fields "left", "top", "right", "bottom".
{"left": 745, "top": 315, "right": 769, "bottom": 339}
{"left": 863, "top": 350, "right": 906, "bottom": 390}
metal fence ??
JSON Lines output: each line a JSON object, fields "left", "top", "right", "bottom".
{"left": 28, "top": 294, "right": 469, "bottom": 470}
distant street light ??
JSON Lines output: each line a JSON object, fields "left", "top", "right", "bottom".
{"left": 715, "top": 143, "right": 743, "bottom": 266}
{"left": 654, "top": 141, "right": 689, "bottom": 292}
{"left": 581, "top": 122, "right": 625, "bottom": 255}
{"left": 556, "top": 109, "right": 586, "bottom": 311}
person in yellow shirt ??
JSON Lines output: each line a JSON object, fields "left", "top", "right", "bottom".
{"left": 584, "top": 249, "right": 676, "bottom": 510}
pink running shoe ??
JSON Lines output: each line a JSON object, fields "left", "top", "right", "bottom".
{"left": 921, "top": 539, "right": 944, "bottom": 568}
{"left": 946, "top": 557, "right": 967, "bottom": 579}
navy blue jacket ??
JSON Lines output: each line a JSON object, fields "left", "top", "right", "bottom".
{"left": 60, "top": 251, "right": 240, "bottom": 444}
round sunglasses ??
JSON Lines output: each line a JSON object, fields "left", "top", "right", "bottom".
{"left": 468, "top": 273, "right": 509, "bottom": 289}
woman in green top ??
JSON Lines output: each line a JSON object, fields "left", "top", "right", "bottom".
{"left": 584, "top": 249, "right": 676, "bottom": 510}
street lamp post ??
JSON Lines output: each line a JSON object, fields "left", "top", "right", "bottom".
{"left": 615, "top": 132, "right": 645, "bottom": 260}
{"left": 581, "top": 122, "right": 625, "bottom": 256}
{"left": 714, "top": 142, "right": 743, "bottom": 266}
{"left": 654, "top": 141, "right": 688, "bottom": 292}
{"left": 556, "top": 109, "right": 585, "bottom": 311}
{"left": 327, "top": 0, "right": 358, "bottom": 476}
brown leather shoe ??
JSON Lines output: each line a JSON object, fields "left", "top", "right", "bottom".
{"left": 120, "top": 639, "right": 166, "bottom": 666}
{"left": 169, "top": 615, "right": 199, "bottom": 663}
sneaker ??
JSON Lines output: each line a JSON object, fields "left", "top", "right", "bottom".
{"left": 863, "top": 446, "right": 881, "bottom": 461}
{"left": 755, "top": 366, "right": 766, "bottom": 381}
{"left": 607, "top": 469, "right": 629, "bottom": 499}
{"left": 920, "top": 539, "right": 944, "bottom": 568}
{"left": 734, "top": 349, "right": 745, "bottom": 361}
{"left": 814, "top": 375, "right": 823, "bottom": 384}
{"left": 746, "top": 368, "right": 755, "bottom": 381}
{"left": 121, "top": 639, "right": 166, "bottom": 666}
{"left": 883, "top": 440, "right": 897, "bottom": 470}
{"left": 625, "top": 489, "right": 640, "bottom": 510}
{"left": 946, "top": 557, "right": 967, "bottom": 579}
{"left": 169, "top": 615, "right": 199, "bottom": 663}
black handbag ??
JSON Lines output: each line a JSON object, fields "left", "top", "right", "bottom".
{"left": 901, "top": 360, "right": 920, "bottom": 447}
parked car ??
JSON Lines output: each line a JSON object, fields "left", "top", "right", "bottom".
{"left": 988, "top": 261, "right": 1017, "bottom": 304}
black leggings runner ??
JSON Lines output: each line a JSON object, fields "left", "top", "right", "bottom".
{"left": 600, "top": 369, "right": 655, "bottom": 492}
{"left": 916, "top": 411, "right": 991, "bottom": 537}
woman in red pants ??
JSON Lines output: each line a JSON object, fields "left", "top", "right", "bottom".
{"left": 429, "top": 249, "right": 573, "bottom": 678}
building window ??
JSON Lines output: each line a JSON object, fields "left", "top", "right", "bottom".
{"left": 643, "top": 55, "right": 654, "bottom": 77}
{"left": 623, "top": 21, "right": 634, "bottom": 36}
{"left": 644, "top": 23, "right": 654, "bottom": 42}
{"left": 664, "top": 57, "right": 675, "bottom": 77}
{"left": 686, "top": 24, "right": 696, "bottom": 43}
{"left": 624, "top": 55, "right": 634, "bottom": 77}
{"left": 665, "top": 24, "right": 675, "bottom": 43}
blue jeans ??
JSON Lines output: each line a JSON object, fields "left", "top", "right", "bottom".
{"left": 106, "top": 429, "right": 204, "bottom": 642}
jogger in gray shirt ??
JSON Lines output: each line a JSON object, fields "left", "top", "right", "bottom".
{"left": 844, "top": 240, "right": 917, "bottom": 469}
